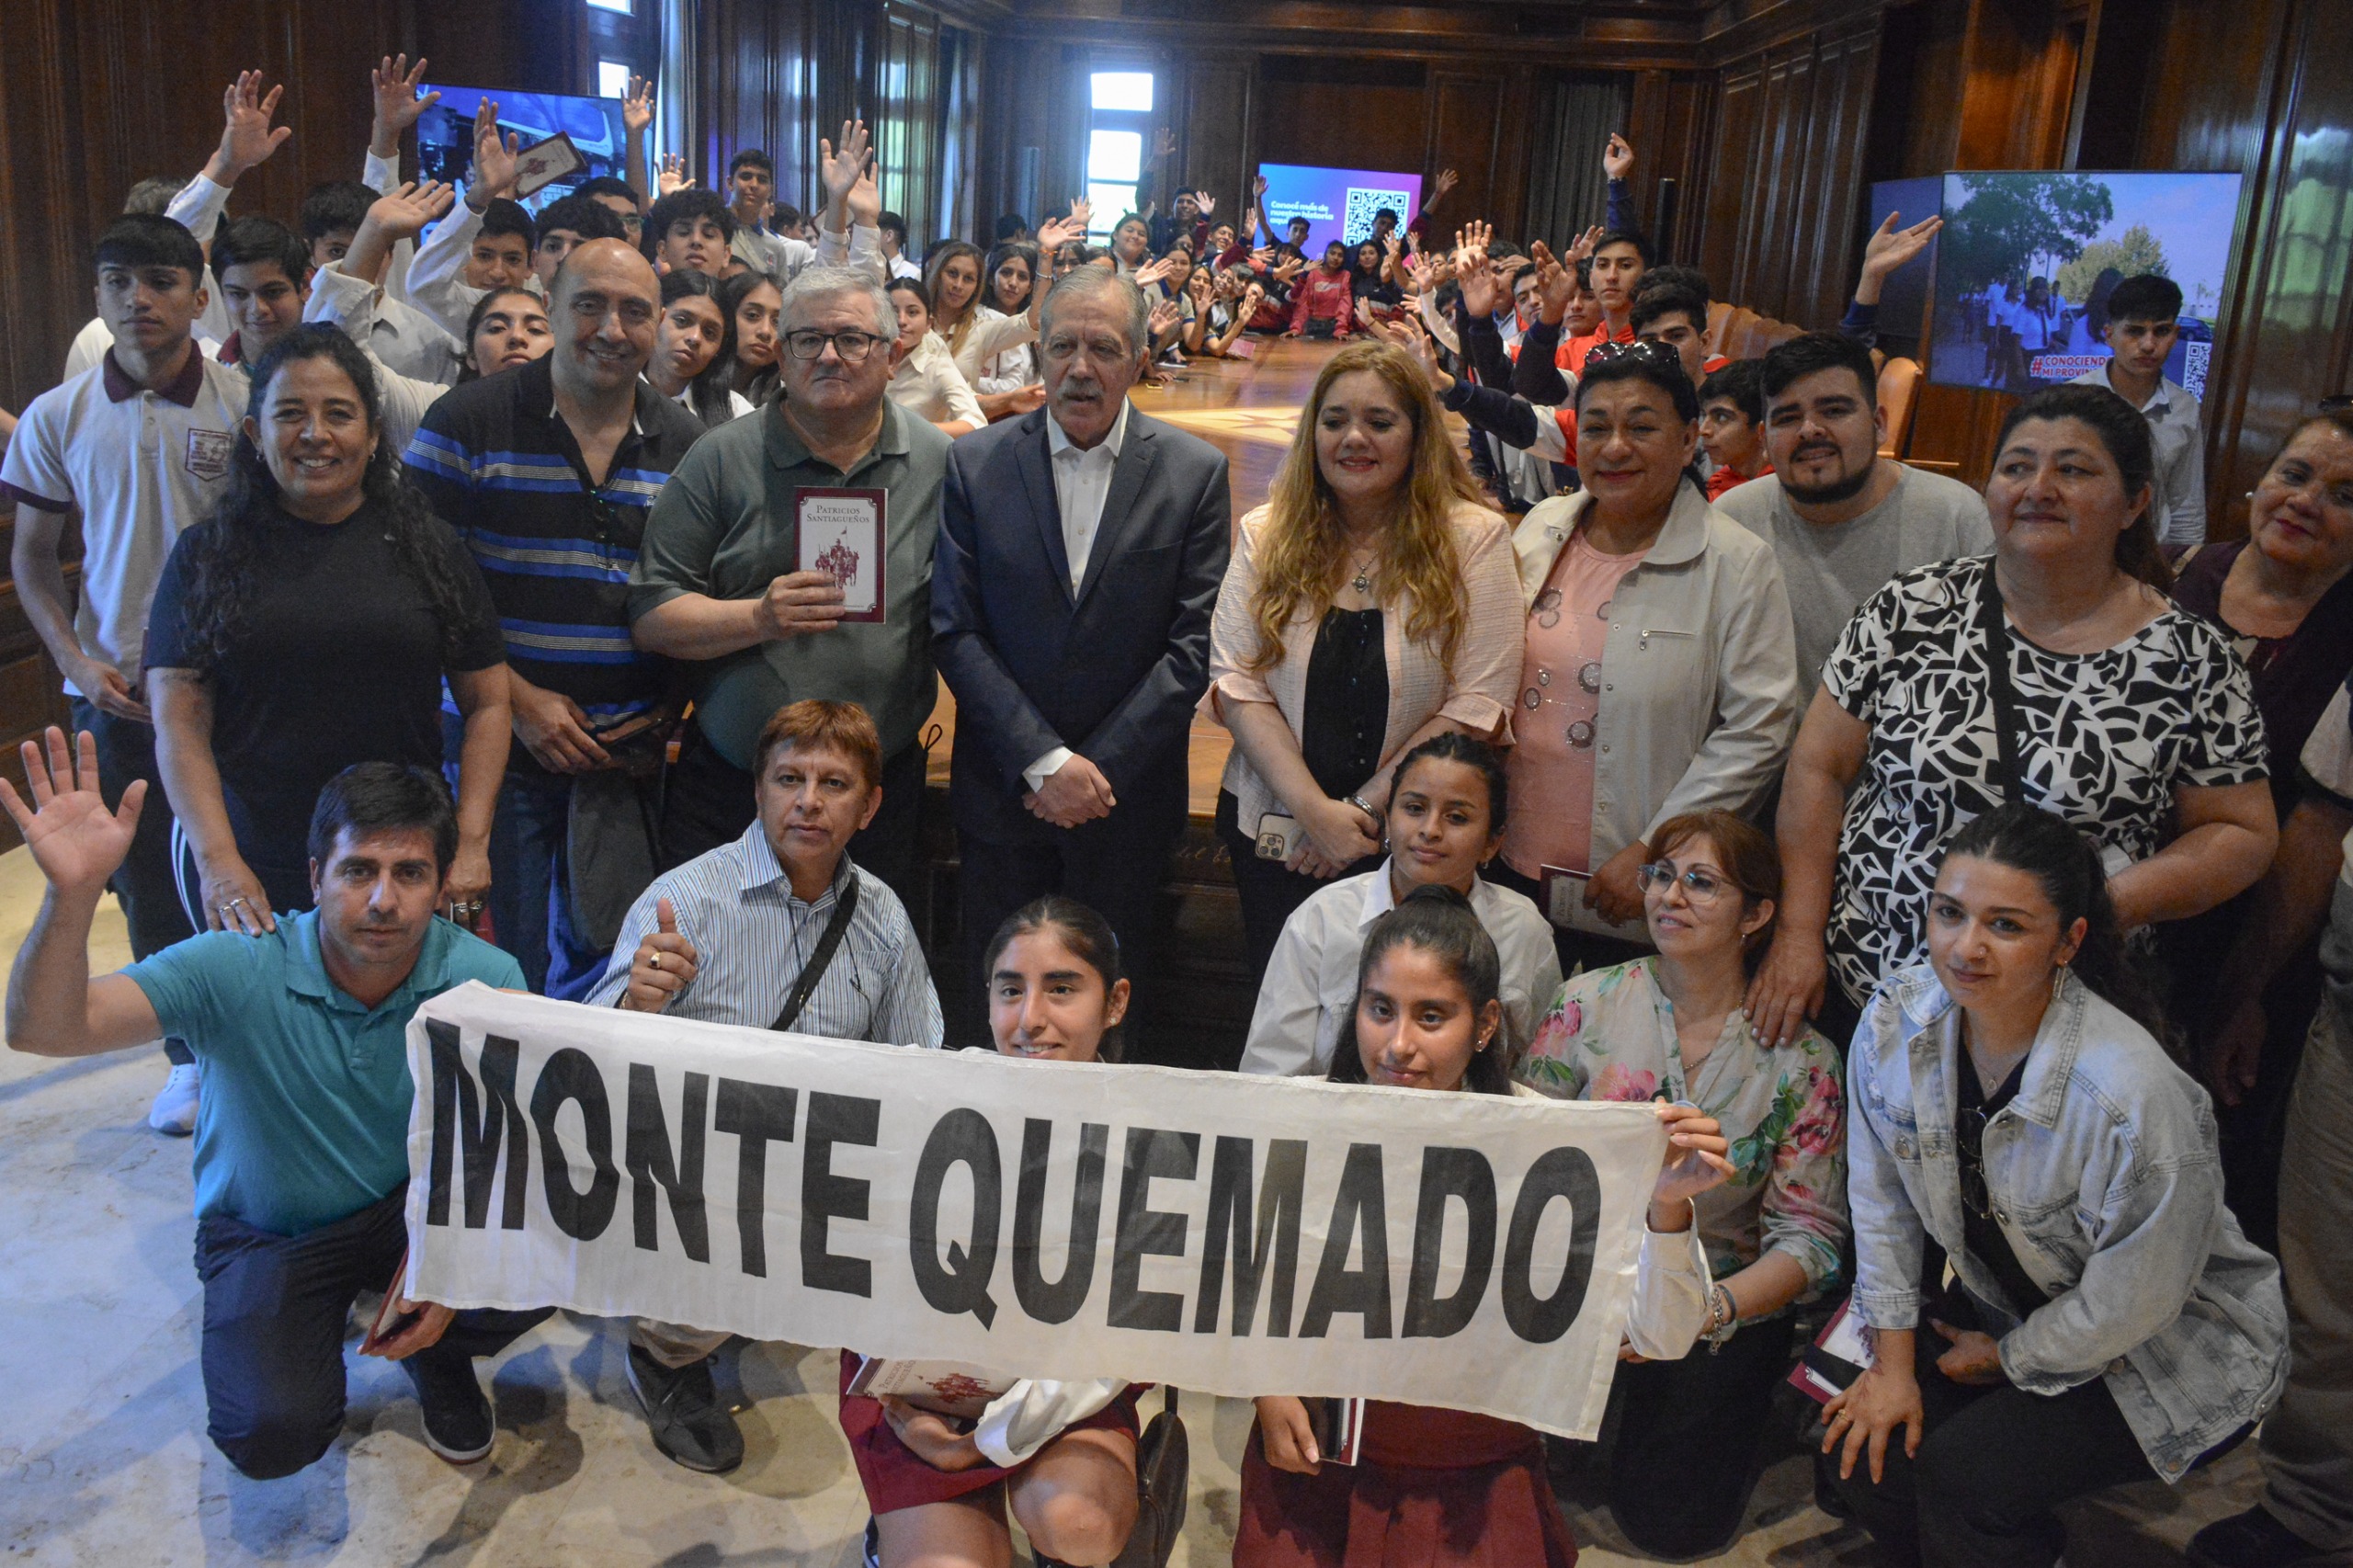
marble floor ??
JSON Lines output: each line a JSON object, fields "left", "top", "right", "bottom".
{"left": 0, "top": 838, "right": 2297, "bottom": 1564}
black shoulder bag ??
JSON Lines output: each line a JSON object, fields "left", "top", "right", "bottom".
{"left": 1975, "top": 561, "right": 2028, "bottom": 804}
{"left": 771, "top": 876, "right": 861, "bottom": 1033}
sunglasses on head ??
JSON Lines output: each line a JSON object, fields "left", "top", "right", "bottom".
{"left": 1582, "top": 337, "right": 1687, "bottom": 375}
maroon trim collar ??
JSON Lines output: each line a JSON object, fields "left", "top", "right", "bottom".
{"left": 100, "top": 344, "right": 207, "bottom": 407}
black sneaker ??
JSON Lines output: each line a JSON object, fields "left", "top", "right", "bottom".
{"left": 401, "top": 1346, "right": 494, "bottom": 1464}
{"left": 625, "top": 1344, "right": 744, "bottom": 1473}
{"left": 2188, "top": 1506, "right": 2333, "bottom": 1568}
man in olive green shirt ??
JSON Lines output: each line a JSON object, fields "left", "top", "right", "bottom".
{"left": 631, "top": 265, "right": 950, "bottom": 903}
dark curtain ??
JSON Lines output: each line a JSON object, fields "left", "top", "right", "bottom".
{"left": 1521, "top": 72, "right": 1633, "bottom": 253}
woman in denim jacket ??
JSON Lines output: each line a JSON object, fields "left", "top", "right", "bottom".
{"left": 1824, "top": 803, "right": 2287, "bottom": 1568}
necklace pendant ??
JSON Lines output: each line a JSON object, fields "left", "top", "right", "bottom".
{"left": 1352, "top": 570, "right": 1370, "bottom": 594}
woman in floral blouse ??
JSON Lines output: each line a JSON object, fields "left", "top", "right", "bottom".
{"left": 1521, "top": 808, "right": 1847, "bottom": 1560}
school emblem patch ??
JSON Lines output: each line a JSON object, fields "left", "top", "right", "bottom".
{"left": 186, "top": 428, "right": 233, "bottom": 481}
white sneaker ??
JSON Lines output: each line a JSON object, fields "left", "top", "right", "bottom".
{"left": 148, "top": 1062, "right": 200, "bottom": 1135}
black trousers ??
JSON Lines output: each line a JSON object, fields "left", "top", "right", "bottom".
{"left": 957, "top": 803, "right": 1186, "bottom": 1059}
{"left": 1213, "top": 791, "right": 1381, "bottom": 989}
{"left": 1603, "top": 1313, "right": 1797, "bottom": 1559}
{"left": 74, "top": 699, "right": 196, "bottom": 1062}
{"left": 193, "top": 1188, "right": 550, "bottom": 1480}
{"left": 1824, "top": 1316, "right": 2160, "bottom": 1568}
{"left": 660, "top": 721, "right": 926, "bottom": 913}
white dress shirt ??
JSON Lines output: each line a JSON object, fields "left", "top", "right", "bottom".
{"left": 1021, "top": 400, "right": 1131, "bottom": 791}
{"left": 1239, "top": 861, "right": 1563, "bottom": 1078}
{"left": 2068, "top": 364, "right": 2207, "bottom": 548}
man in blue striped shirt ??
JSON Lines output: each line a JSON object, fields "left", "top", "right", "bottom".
{"left": 403, "top": 240, "right": 705, "bottom": 998}
{"left": 585, "top": 699, "right": 941, "bottom": 1472}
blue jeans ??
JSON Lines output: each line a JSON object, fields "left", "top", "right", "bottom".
{"left": 444, "top": 715, "right": 608, "bottom": 998}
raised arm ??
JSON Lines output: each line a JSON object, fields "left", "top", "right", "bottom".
{"left": 2, "top": 730, "right": 167, "bottom": 1058}
{"left": 622, "top": 76, "right": 655, "bottom": 210}
{"left": 368, "top": 54, "right": 439, "bottom": 182}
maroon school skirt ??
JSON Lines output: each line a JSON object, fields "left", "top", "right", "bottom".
{"left": 835, "top": 1350, "right": 1145, "bottom": 1514}
{"left": 1233, "top": 1402, "right": 1578, "bottom": 1568}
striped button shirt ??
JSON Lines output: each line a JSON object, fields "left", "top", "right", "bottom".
{"left": 401, "top": 354, "right": 706, "bottom": 752}
{"left": 585, "top": 824, "right": 944, "bottom": 1048}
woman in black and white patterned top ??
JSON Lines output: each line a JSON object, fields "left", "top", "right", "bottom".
{"left": 1746, "top": 385, "right": 2277, "bottom": 1047}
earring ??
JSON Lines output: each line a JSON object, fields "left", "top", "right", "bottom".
{"left": 2052, "top": 965, "right": 2068, "bottom": 1001}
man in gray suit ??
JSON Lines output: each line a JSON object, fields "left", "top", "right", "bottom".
{"left": 932, "top": 268, "right": 1231, "bottom": 1056}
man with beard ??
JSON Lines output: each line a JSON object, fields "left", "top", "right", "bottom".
{"left": 1712, "top": 333, "right": 1992, "bottom": 696}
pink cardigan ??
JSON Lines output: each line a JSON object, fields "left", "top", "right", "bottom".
{"left": 1207, "top": 500, "right": 1523, "bottom": 830}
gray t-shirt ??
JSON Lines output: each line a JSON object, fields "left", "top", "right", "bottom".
{"left": 1715, "top": 464, "right": 1995, "bottom": 697}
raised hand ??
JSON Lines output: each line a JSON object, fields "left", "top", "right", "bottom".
{"left": 1603, "top": 132, "right": 1635, "bottom": 181}
{"left": 1271, "top": 256, "right": 1306, "bottom": 285}
{"left": 366, "top": 180, "right": 456, "bottom": 244}
{"left": 819, "top": 119, "right": 871, "bottom": 209}
{"left": 0, "top": 729, "right": 143, "bottom": 903}
{"left": 369, "top": 55, "right": 438, "bottom": 156}
{"left": 622, "top": 897, "right": 700, "bottom": 1013}
{"left": 1457, "top": 251, "right": 1499, "bottom": 319}
{"left": 1133, "top": 256, "right": 1176, "bottom": 290}
{"left": 1451, "top": 221, "right": 1493, "bottom": 275}
{"left": 1036, "top": 199, "right": 1091, "bottom": 252}
{"left": 1148, "top": 296, "right": 1182, "bottom": 339}
{"left": 212, "top": 71, "right": 292, "bottom": 183}
{"left": 1254, "top": 172, "right": 1268, "bottom": 199}
{"left": 1196, "top": 191, "right": 1217, "bottom": 216}
{"left": 1373, "top": 315, "right": 1449, "bottom": 390}
{"left": 1530, "top": 241, "right": 1576, "bottom": 324}
{"left": 1154, "top": 127, "right": 1177, "bottom": 161}
{"left": 468, "top": 100, "right": 521, "bottom": 204}
{"left": 657, "top": 153, "right": 690, "bottom": 196}
{"left": 622, "top": 74, "right": 654, "bottom": 134}
{"left": 1565, "top": 223, "right": 1607, "bottom": 267}
{"left": 847, "top": 161, "right": 882, "bottom": 230}
{"left": 1857, "top": 211, "right": 1944, "bottom": 304}
{"left": 1433, "top": 167, "right": 1461, "bottom": 201}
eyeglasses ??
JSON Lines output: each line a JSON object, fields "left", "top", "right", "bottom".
{"left": 1583, "top": 337, "right": 1688, "bottom": 376}
{"left": 1636, "top": 862, "right": 1734, "bottom": 905}
{"left": 783, "top": 329, "right": 882, "bottom": 362}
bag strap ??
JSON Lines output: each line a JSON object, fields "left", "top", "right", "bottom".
{"left": 772, "top": 874, "right": 861, "bottom": 1033}
{"left": 1975, "top": 562, "right": 2026, "bottom": 805}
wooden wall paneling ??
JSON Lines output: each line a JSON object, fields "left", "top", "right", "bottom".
{"left": 1427, "top": 70, "right": 1511, "bottom": 242}
{"left": 1252, "top": 54, "right": 1429, "bottom": 176}
{"left": 1490, "top": 65, "right": 1540, "bottom": 248}
{"left": 1180, "top": 56, "right": 1256, "bottom": 211}
{"left": 1697, "top": 59, "right": 1765, "bottom": 301}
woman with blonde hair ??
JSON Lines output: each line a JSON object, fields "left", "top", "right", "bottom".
{"left": 1207, "top": 339, "right": 1524, "bottom": 978}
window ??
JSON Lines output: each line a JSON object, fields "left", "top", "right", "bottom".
{"left": 1091, "top": 73, "right": 1153, "bottom": 113}
{"left": 597, "top": 60, "right": 633, "bottom": 100}
{"left": 586, "top": 0, "right": 631, "bottom": 12}
{"left": 1085, "top": 69, "right": 1154, "bottom": 241}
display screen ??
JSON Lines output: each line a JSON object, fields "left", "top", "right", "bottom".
{"left": 416, "top": 86, "right": 631, "bottom": 214}
{"left": 1927, "top": 169, "right": 2243, "bottom": 398}
{"left": 1256, "top": 164, "right": 1425, "bottom": 256}
{"left": 1862, "top": 176, "right": 1942, "bottom": 355}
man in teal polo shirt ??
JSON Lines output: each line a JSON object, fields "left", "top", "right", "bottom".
{"left": 3, "top": 739, "right": 549, "bottom": 1477}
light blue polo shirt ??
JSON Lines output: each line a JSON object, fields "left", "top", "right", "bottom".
{"left": 124, "top": 910, "right": 525, "bottom": 1236}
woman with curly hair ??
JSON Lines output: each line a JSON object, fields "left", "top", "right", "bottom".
{"left": 1519, "top": 807, "right": 1846, "bottom": 1560}
{"left": 145, "top": 324, "right": 508, "bottom": 934}
{"left": 1207, "top": 339, "right": 1523, "bottom": 978}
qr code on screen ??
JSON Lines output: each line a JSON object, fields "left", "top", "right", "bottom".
{"left": 1342, "top": 187, "right": 1411, "bottom": 244}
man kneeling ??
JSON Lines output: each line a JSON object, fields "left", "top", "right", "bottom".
{"left": 586, "top": 699, "right": 943, "bottom": 1471}
{"left": 4, "top": 739, "right": 550, "bottom": 1477}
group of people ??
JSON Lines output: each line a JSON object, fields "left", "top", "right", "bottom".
{"left": 2, "top": 55, "right": 2348, "bottom": 1568}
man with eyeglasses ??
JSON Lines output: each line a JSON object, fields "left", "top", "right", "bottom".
{"left": 632, "top": 265, "right": 950, "bottom": 907}
{"left": 403, "top": 240, "right": 706, "bottom": 996}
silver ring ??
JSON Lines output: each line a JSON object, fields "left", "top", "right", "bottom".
{"left": 226, "top": 896, "right": 250, "bottom": 909}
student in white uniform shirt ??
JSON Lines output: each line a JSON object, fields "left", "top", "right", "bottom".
{"left": 884, "top": 279, "right": 986, "bottom": 436}
{"left": 301, "top": 182, "right": 556, "bottom": 455}
{"left": 649, "top": 270, "right": 756, "bottom": 429}
{"left": 877, "top": 210, "right": 924, "bottom": 282}
{"left": 2066, "top": 273, "right": 2207, "bottom": 549}
{"left": 1, "top": 214, "right": 249, "bottom": 1137}
{"left": 1242, "top": 733, "right": 1558, "bottom": 1077}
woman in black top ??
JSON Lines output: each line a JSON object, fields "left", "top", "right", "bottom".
{"left": 148, "top": 325, "right": 508, "bottom": 934}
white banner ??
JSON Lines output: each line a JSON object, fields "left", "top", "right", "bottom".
{"left": 402, "top": 983, "right": 1669, "bottom": 1439}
